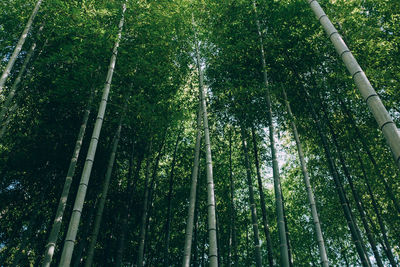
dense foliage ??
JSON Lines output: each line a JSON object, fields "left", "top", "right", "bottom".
{"left": 1, "top": 0, "right": 399, "bottom": 266}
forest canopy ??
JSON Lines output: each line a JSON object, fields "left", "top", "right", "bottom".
{"left": 0, "top": 0, "right": 399, "bottom": 266}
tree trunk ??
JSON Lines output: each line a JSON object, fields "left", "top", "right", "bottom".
{"left": 137, "top": 133, "right": 166, "bottom": 267}
{"left": 58, "top": 3, "right": 126, "bottom": 265}
{"left": 322, "top": 102, "right": 384, "bottom": 267}
{"left": 306, "top": 0, "right": 400, "bottom": 170}
{"left": 164, "top": 132, "right": 181, "bottom": 267}
{"left": 137, "top": 141, "right": 153, "bottom": 267}
{"left": 337, "top": 94, "right": 400, "bottom": 214}
{"left": 355, "top": 149, "right": 397, "bottom": 267}
{"left": 250, "top": 126, "right": 274, "bottom": 267}
{"left": 0, "top": 0, "right": 43, "bottom": 94}
{"left": 182, "top": 104, "right": 202, "bottom": 267}
{"left": 71, "top": 200, "right": 97, "bottom": 267}
{"left": 282, "top": 88, "right": 329, "bottom": 266}
{"left": 193, "top": 21, "right": 218, "bottom": 267}
{"left": 192, "top": 201, "right": 199, "bottom": 267}
{"left": 115, "top": 144, "right": 142, "bottom": 267}
{"left": 42, "top": 90, "right": 93, "bottom": 267}
{"left": 302, "top": 89, "right": 371, "bottom": 267}
{"left": 0, "top": 25, "right": 44, "bottom": 126}
{"left": 240, "top": 126, "right": 262, "bottom": 267}
{"left": 252, "top": 2, "right": 289, "bottom": 265}
{"left": 84, "top": 113, "right": 124, "bottom": 267}
{"left": 281, "top": 189, "right": 294, "bottom": 267}
{"left": 228, "top": 129, "right": 239, "bottom": 267}
{"left": 201, "top": 231, "right": 206, "bottom": 267}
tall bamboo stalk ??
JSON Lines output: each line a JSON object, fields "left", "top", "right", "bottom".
{"left": 194, "top": 24, "right": 218, "bottom": 267}
{"left": 137, "top": 140, "right": 156, "bottom": 267}
{"left": 250, "top": 126, "right": 274, "bottom": 267}
{"left": 355, "top": 149, "right": 397, "bottom": 267}
{"left": 0, "top": 0, "right": 43, "bottom": 94}
{"left": 164, "top": 132, "right": 181, "bottom": 267}
{"left": 0, "top": 25, "right": 44, "bottom": 126}
{"left": 84, "top": 113, "right": 124, "bottom": 267}
{"left": 182, "top": 104, "right": 202, "bottom": 267}
{"left": 306, "top": 0, "right": 400, "bottom": 170}
{"left": 282, "top": 88, "right": 329, "bottom": 266}
{"left": 303, "top": 89, "right": 371, "bottom": 267}
{"left": 252, "top": 1, "right": 289, "bottom": 265}
{"left": 115, "top": 145, "right": 142, "bottom": 267}
{"left": 228, "top": 129, "right": 239, "bottom": 267}
{"left": 42, "top": 90, "right": 93, "bottom": 267}
{"left": 138, "top": 132, "right": 166, "bottom": 267}
{"left": 58, "top": 3, "right": 126, "bottom": 265}
{"left": 336, "top": 94, "right": 400, "bottom": 214}
{"left": 322, "top": 100, "right": 383, "bottom": 267}
{"left": 240, "top": 126, "right": 263, "bottom": 267}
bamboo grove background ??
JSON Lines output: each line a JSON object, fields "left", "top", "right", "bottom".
{"left": 0, "top": 0, "right": 399, "bottom": 266}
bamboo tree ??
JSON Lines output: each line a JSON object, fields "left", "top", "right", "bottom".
{"left": 194, "top": 23, "right": 218, "bottom": 267}
{"left": 182, "top": 104, "right": 202, "bottom": 267}
{"left": 164, "top": 132, "right": 181, "bottom": 267}
{"left": 355, "top": 149, "right": 397, "bottom": 267}
{"left": 302, "top": 88, "right": 371, "bottom": 267}
{"left": 115, "top": 145, "right": 142, "bottom": 267}
{"left": 321, "top": 100, "right": 384, "bottom": 267}
{"left": 192, "top": 196, "right": 200, "bottom": 267}
{"left": 84, "top": 111, "right": 124, "bottom": 267}
{"left": 0, "top": 0, "right": 43, "bottom": 95}
{"left": 252, "top": 1, "right": 289, "bottom": 265}
{"left": 250, "top": 126, "right": 274, "bottom": 267}
{"left": 71, "top": 201, "right": 97, "bottom": 267}
{"left": 137, "top": 141, "right": 153, "bottom": 267}
{"left": 228, "top": 129, "right": 239, "bottom": 267}
{"left": 0, "top": 25, "right": 44, "bottom": 126}
{"left": 306, "top": 0, "right": 400, "bottom": 170}
{"left": 137, "top": 132, "right": 166, "bottom": 267}
{"left": 282, "top": 88, "right": 329, "bottom": 266}
{"left": 42, "top": 90, "right": 93, "bottom": 267}
{"left": 336, "top": 95, "right": 400, "bottom": 214}
{"left": 281, "top": 189, "right": 294, "bottom": 267}
{"left": 240, "top": 126, "right": 262, "bottom": 267}
{"left": 58, "top": 2, "right": 127, "bottom": 265}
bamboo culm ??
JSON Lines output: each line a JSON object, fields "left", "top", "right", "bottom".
{"left": 303, "top": 89, "right": 371, "bottom": 267}
{"left": 252, "top": 2, "right": 289, "bottom": 265}
{"left": 84, "top": 113, "right": 124, "bottom": 267}
{"left": 0, "top": 25, "right": 44, "bottom": 126}
{"left": 115, "top": 146, "right": 142, "bottom": 267}
{"left": 58, "top": 3, "right": 126, "bottom": 265}
{"left": 182, "top": 104, "right": 202, "bottom": 267}
{"left": 194, "top": 25, "right": 218, "bottom": 267}
{"left": 42, "top": 90, "right": 93, "bottom": 267}
{"left": 336, "top": 94, "right": 400, "bottom": 214}
{"left": 355, "top": 149, "right": 397, "bottom": 267}
{"left": 321, "top": 100, "right": 384, "bottom": 267}
{"left": 164, "top": 132, "right": 181, "bottom": 267}
{"left": 137, "top": 142, "right": 154, "bottom": 267}
{"left": 0, "top": 0, "right": 43, "bottom": 95}
{"left": 250, "top": 126, "right": 274, "bottom": 267}
{"left": 240, "top": 126, "right": 263, "bottom": 267}
{"left": 306, "top": 0, "right": 400, "bottom": 170}
{"left": 282, "top": 88, "right": 329, "bottom": 266}
{"left": 228, "top": 129, "right": 239, "bottom": 267}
